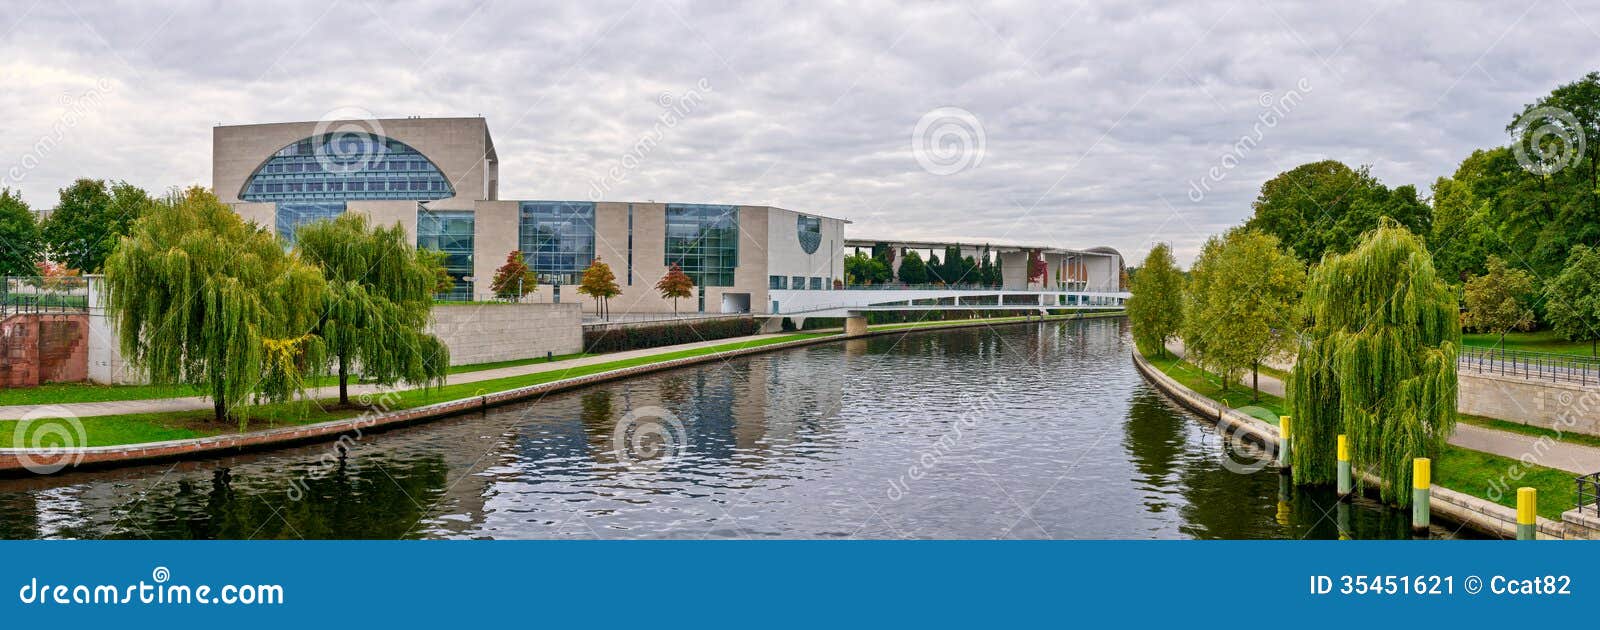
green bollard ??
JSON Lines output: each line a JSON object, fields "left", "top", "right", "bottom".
{"left": 1517, "top": 487, "right": 1537, "bottom": 540}
{"left": 1336, "top": 434, "right": 1351, "bottom": 502}
{"left": 1412, "top": 458, "right": 1431, "bottom": 534}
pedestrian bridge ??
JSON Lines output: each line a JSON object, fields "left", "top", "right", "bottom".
{"left": 766, "top": 287, "right": 1129, "bottom": 327}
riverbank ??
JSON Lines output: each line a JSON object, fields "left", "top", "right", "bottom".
{"left": 0, "top": 312, "right": 1124, "bottom": 474}
{"left": 1131, "top": 347, "right": 1568, "bottom": 538}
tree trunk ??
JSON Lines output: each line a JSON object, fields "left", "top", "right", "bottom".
{"left": 1251, "top": 360, "right": 1260, "bottom": 402}
{"left": 338, "top": 354, "right": 349, "bottom": 406}
{"left": 213, "top": 398, "right": 226, "bottom": 424}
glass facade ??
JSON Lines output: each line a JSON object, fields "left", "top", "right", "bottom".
{"left": 417, "top": 209, "right": 475, "bottom": 299}
{"left": 664, "top": 204, "right": 738, "bottom": 287}
{"left": 242, "top": 133, "right": 454, "bottom": 203}
{"left": 275, "top": 201, "right": 346, "bottom": 246}
{"left": 797, "top": 215, "right": 822, "bottom": 254}
{"left": 519, "top": 201, "right": 596, "bottom": 285}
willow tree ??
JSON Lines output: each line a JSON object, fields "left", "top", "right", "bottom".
{"left": 295, "top": 213, "right": 449, "bottom": 405}
{"left": 1287, "top": 219, "right": 1459, "bottom": 504}
{"left": 1127, "top": 243, "right": 1184, "bottom": 357}
{"left": 103, "top": 186, "right": 327, "bottom": 426}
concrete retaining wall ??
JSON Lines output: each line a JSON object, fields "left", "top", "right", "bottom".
{"left": 1458, "top": 370, "right": 1600, "bottom": 436}
{"left": 1131, "top": 350, "right": 1279, "bottom": 452}
{"left": 429, "top": 302, "right": 583, "bottom": 367}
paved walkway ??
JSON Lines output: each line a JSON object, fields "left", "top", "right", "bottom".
{"left": 0, "top": 332, "right": 804, "bottom": 421}
{"left": 1162, "top": 341, "right": 1600, "bottom": 475}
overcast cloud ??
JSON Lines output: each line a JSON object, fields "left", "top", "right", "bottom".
{"left": 1, "top": 0, "right": 1596, "bottom": 265}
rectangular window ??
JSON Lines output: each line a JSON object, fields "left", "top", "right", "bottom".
{"left": 769, "top": 275, "right": 786, "bottom": 289}
{"left": 664, "top": 204, "right": 738, "bottom": 287}
{"left": 791, "top": 276, "right": 805, "bottom": 290}
{"left": 810, "top": 277, "right": 822, "bottom": 290}
{"left": 347, "top": 181, "right": 364, "bottom": 192}
{"left": 418, "top": 209, "right": 476, "bottom": 300}
{"left": 519, "top": 201, "right": 596, "bottom": 286}
{"left": 275, "top": 201, "right": 345, "bottom": 246}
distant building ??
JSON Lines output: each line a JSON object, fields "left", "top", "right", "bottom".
{"left": 212, "top": 116, "right": 1121, "bottom": 316}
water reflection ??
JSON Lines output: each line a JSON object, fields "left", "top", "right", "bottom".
{"left": 0, "top": 318, "right": 1458, "bottom": 539}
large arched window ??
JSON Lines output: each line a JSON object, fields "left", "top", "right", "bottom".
{"left": 241, "top": 133, "right": 455, "bottom": 202}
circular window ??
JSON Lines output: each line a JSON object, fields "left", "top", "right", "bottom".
{"left": 797, "top": 215, "right": 822, "bottom": 254}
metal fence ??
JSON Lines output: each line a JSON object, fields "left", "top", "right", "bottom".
{"left": 0, "top": 276, "right": 90, "bottom": 317}
{"left": 1458, "top": 346, "right": 1600, "bottom": 386}
{"left": 1578, "top": 472, "right": 1600, "bottom": 515}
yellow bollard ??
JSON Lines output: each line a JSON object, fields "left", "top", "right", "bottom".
{"left": 1411, "top": 458, "right": 1430, "bottom": 534}
{"left": 1336, "top": 434, "right": 1351, "bottom": 501}
{"left": 1517, "top": 487, "right": 1537, "bottom": 540}
{"left": 1277, "top": 416, "right": 1292, "bottom": 471}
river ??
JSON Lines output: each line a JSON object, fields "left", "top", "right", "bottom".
{"left": 0, "top": 318, "right": 1461, "bottom": 539}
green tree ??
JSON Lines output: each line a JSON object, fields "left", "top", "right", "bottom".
{"left": 294, "top": 213, "right": 449, "bottom": 405}
{"left": 1461, "top": 256, "right": 1537, "bottom": 348}
{"left": 1126, "top": 243, "right": 1184, "bottom": 357}
{"left": 1180, "top": 230, "right": 1305, "bottom": 399}
{"left": 103, "top": 187, "right": 327, "bottom": 426}
{"left": 1427, "top": 175, "right": 1496, "bottom": 283}
{"left": 1543, "top": 245, "right": 1600, "bottom": 356}
{"left": 43, "top": 179, "right": 150, "bottom": 273}
{"left": 0, "top": 189, "right": 43, "bottom": 276}
{"left": 1244, "top": 160, "right": 1430, "bottom": 265}
{"left": 578, "top": 257, "right": 621, "bottom": 318}
{"left": 896, "top": 250, "right": 928, "bottom": 284}
{"left": 489, "top": 250, "right": 535, "bottom": 300}
{"left": 655, "top": 263, "right": 694, "bottom": 314}
{"left": 1287, "top": 220, "right": 1459, "bottom": 505}
{"left": 844, "top": 252, "right": 891, "bottom": 285}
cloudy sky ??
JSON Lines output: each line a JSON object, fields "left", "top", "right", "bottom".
{"left": 1, "top": 1, "right": 1595, "bottom": 265}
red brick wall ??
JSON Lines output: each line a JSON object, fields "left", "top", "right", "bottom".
{"left": 0, "top": 313, "right": 89, "bottom": 387}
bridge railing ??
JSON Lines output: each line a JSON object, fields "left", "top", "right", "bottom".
{"left": 840, "top": 282, "right": 1122, "bottom": 292}
{"left": 1458, "top": 345, "right": 1600, "bottom": 386}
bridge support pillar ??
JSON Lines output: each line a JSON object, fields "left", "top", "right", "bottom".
{"left": 759, "top": 317, "right": 785, "bottom": 334}
{"left": 844, "top": 315, "right": 869, "bottom": 338}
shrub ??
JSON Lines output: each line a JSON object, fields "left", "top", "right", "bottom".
{"left": 583, "top": 317, "right": 762, "bottom": 354}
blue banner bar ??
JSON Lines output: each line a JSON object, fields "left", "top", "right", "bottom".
{"left": 0, "top": 541, "right": 1591, "bottom": 627}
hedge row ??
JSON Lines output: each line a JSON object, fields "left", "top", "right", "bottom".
{"left": 583, "top": 317, "right": 763, "bottom": 354}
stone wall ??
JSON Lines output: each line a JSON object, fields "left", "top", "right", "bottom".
{"left": 429, "top": 302, "right": 583, "bottom": 366}
{"left": 1458, "top": 370, "right": 1600, "bottom": 437}
{"left": 0, "top": 313, "right": 89, "bottom": 386}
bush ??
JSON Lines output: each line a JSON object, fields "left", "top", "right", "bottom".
{"left": 583, "top": 317, "right": 762, "bottom": 353}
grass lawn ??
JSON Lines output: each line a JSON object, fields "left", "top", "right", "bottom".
{"left": 1457, "top": 413, "right": 1600, "bottom": 450}
{"left": 0, "top": 332, "right": 830, "bottom": 448}
{"left": 1435, "top": 444, "right": 1576, "bottom": 521}
{"left": 1462, "top": 330, "right": 1598, "bottom": 357}
{"left": 447, "top": 351, "right": 592, "bottom": 375}
{"left": 1143, "top": 351, "right": 1284, "bottom": 424}
{"left": 0, "top": 350, "right": 637, "bottom": 406}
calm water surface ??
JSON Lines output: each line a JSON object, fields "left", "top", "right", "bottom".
{"left": 0, "top": 318, "right": 1460, "bottom": 539}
